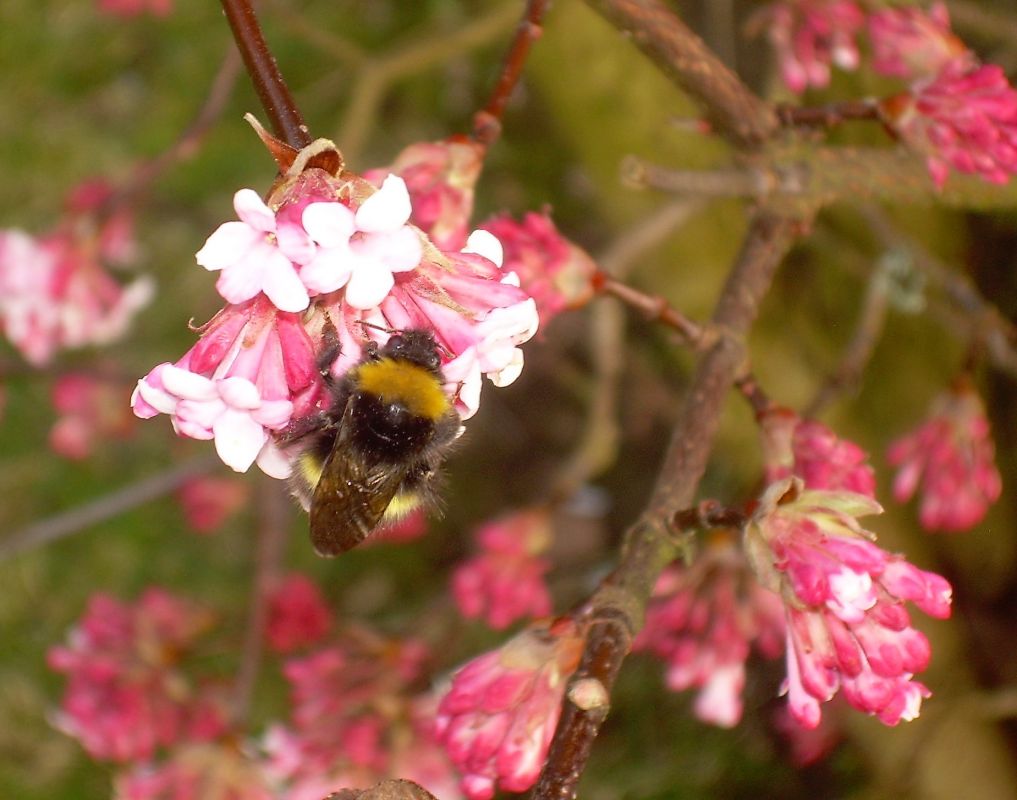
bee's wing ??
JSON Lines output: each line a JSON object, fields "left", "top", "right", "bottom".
{"left": 308, "top": 425, "right": 408, "bottom": 557}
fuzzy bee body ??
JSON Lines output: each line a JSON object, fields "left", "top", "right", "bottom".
{"left": 288, "top": 330, "right": 460, "bottom": 557}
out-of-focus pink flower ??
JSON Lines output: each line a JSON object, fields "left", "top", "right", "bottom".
{"left": 97, "top": 0, "right": 172, "bottom": 17}
{"left": 266, "top": 574, "right": 334, "bottom": 654}
{"left": 366, "top": 138, "right": 485, "bottom": 252}
{"left": 452, "top": 508, "right": 553, "bottom": 630}
{"left": 480, "top": 212, "right": 597, "bottom": 327}
{"left": 868, "top": 2, "right": 970, "bottom": 80}
{"left": 772, "top": 704, "right": 842, "bottom": 766}
{"left": 131, "top": 295, "right": 319, "bottom": 477}
{"left": 0, "top": 228, "right": 152, "bottom": 366}
{"left": 65, "top": 179, "right": 138, "bottom": 266}
{"left": 265, "top": 634, "right": 430, "bottom": 782}
{"left": 759, "top": 407, "right": 876, "bottom": 497}
{"left": 744, "top": 478, "right": 952, "bottom": 729}
{"left": 880, "top": 61, "right": 1017, "bottom": 188}
{"left": 113, "top": 743, "right": 273, "bottom": 800}
{"left": 47, "top": 588, "right": 223, "bottom": 762}
{"left": 634, "top": 531, "right": 785, "bottom": 728}
{"left": 756, "top": 0, "right": 864, "bottom": 93}
{"left": 434, "top": 619, "right": 583, "bottom": 800}
{"left": 887, "top": 382, "right": 1002, "bottom": 531}
{"left": 49, "top": 373, "right": 136, "bottom": 460}
{"left": 370, "top": 507, "right": 429, "bottom": 545}
{"left": 176, "top": 475, "right": 249, "bottom": 533}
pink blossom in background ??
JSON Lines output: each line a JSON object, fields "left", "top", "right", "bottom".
{"left": 744, "top": 478, "right": 952, "bottom": 729}
{"left": 0, "top": 228, "right": 152, "bottom": 366}
{"left": 888, "top": 383, "right": 1002, "bottom": 531}
{"left": 452, "top": 508, "right": 553, "bottom": 630}
{"left": 176, "top": 475, "right": 249, "bottom": 533}
{"left": 47, "top": 589, "right": 223, "bottom": 762}
{"left": 370, "top": 507, "right": 429, "bottom": 544}
{"left": 634, "top": 531, "right": 785, "bottom": 728}
{"left": 759, "top": 407, "right": 876, "bottom": 497}
{"left": 867, "top": 2, "right": 970, "bottom": 80}
{"left": 772, "top": 704, "right": 842, "bottom": 766}
{"left": 132, "top": 295, "right": 318, "bottom": 478}
{"left": 265, "top": 574, "right": 334, "bottom": 654}
{"left": 49, "top": 373, "right": 136, "bottom": 460}
{"left": 65, "top": 179, "right": 138, "bottom": 266}
{"left": 97, "top": 0, "right": 172, "bottom": 17}
{"left": 365, "top": 138, "right": 486, "bottom": 251}
{"left": 434, "top": 619, "right": 583, "bottom": 800}
{"left": 113, "top": 743, "right": 274, "bottom": 800}
{"left": 481, "top": 212, "right": 598, "bottom": 327}
{"left": 757, "top": 0, "right": 864, "bottom": 93}
{"left": 880, "top": 61, "right": 1017, "bottom": 188}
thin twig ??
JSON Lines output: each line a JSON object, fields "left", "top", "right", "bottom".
{"left": 473, "top": 0, "right": 553, "bottom": 144}
{"left": 532, "top": 209, "right": 806, "bottom": 799}
{"left": 220, "top": 0, "right": 312, "bottom": 149}
{"left": 596, "top": 273, "right": 707, "bottom": 348}
{"left": 777, "top": 99, "right": 880, "bottom": 129}
{"left": 232, "top": 475, "right": 291, "bottom": 727}
{"left": 582, "top": 0, "right": 778, "bottom": 149}
{"left": 0, "top": 456, "right": 221, "bottom": 560}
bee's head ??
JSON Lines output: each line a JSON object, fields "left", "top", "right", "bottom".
{"left": 382, "top": 330, "right": 443, "bottom": 374}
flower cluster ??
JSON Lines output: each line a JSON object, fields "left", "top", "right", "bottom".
{"left": 758, "top": 406, "right": 875, "bottom": 497}
{"left": 434, "top": 619, "right": 583, "bottom": 800}
{"left": 114, "top": 743, "right": 274, "bottom": 800}
{"left": 867, "top": 2, "right": 969, "bottom": 80}
{"left": 452, "top": 508, "right": 553, "bottom": 630}
{"left": 0, "top": 180, "right": 151, "bottom": 366}
{"left": 755, "top": 0, "right": 865, "bottom": 94}
{"left": 634, "top": 531, "right": 786, "bottom": 728}
{"left": 133, "top": 139, "right": 538, "bottom": 477}
{"left": 265, "top": 573, "right": 334, "bottom": 654}
{"left": 49, "top": 372, "right": 136, "bottom": 460}
{"left": 176, "top": 475, "right": 249, "bottom": 533}
{"left": 888, "top": 382, "right": 1002, "bottom": 532}
{"left": 47, "top": 589, "right": 224, "bottom": 763}
{"left": 744, "top": 479, "right": 952, "bottom": 728}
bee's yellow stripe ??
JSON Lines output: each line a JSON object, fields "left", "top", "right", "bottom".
{"left": 383, "top": 491, "right": 422, "bottom": 521}
{"left": 355, "top": 359, "right": 450, "bottom": 421}
{"left": 298, "top": 451, "right": 325, "bottom": 487}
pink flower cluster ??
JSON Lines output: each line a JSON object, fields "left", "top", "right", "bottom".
{"left": 176, "top": 475, "right": 249, "bottom": 533}
{"left": 868, "top": 3, "right": 1017, "bottom": 187}
{"left": 49, "top": 372, "right": 136, "bottom": 460}
{"left": 757, "top": 0, "right": 864, "bottom": 93}
{"left": 452, "top": 509, "right": 553, "bottom": 630}
{"left": 759, "top": 407, "right": 875, "bottom": 497}
{"left": 47, "top": 589, "right": 225, "bottom": 763}
{"left": 265, "top": 573, "right": 334, "bottom": 654}
{"left": 481, "top": 212, "right": 597, "bottom": 327}
{"left": 114, "top": 743, "right": 274, "bottom": 800}
{"left": 634, "top": 532, "right": 785, "bottom": 728}
{"left": 434, "top": 619, "right": 583, "bottom": 800}
{"left": 264, "top": 634, "right": 459, "bottom": 799}
{"left": 133, "top": 139, "right": 539, "bottom": 477}
{"left": 0, "top": 181, "right": 151, "bottom": 366}
{"left": 888, "top": 383, "right": 1002, "bottom": 532}
{"left": 745, "top": 479, "right": 952, "bottom": 728}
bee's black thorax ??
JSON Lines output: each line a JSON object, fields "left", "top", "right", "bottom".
{"left": 347, "top": 389, "right": 437, "bottom": 463}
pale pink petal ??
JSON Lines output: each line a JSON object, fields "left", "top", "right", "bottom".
{"left": 302, "top": 202, "right": 356, "bottom": 247}
{"left": 356, "top": 175, "right": 412, "bottom": 233}
{"left": 344, "top": 264, "right": 395, "bottom": 310}
{"left": 213, "top": 409, "right": 268, "bottom": 472}
{"left": 233, "top": 188, "right": 277, "bottom": 232}
{"left": 464, "top": 229, "right": 504, "bottom": 267}
{"left": 195, "top": 222, "right": 262, "bottom": 271}
{"left": 260, "top": 251, "right": 310, "bottom": 312}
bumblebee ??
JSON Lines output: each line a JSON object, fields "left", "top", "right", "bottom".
{"left": 289, "top": 329, "right": 460, "bottom": 557}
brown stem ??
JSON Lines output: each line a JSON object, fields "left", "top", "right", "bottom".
{"left": 0, "top": 456, "right": 221, "bottom": 560}
{"left": 473, "top": 0, "right": 553, "bottom": 145}
{"left": 231, "top": 476, "right": 291, "bottom": 726}
{"left": 532, "top": 210, "right": 806, "bottom": 799}
{"left": 777, "top": 99, "right": 880, "bottom": 129}
{"left": 596, "top": 273, "right": 707, "bottom": 348}
{"left": 582, "top": 0, "right": 778, "bottom": 150}
{"left": 220, "top": 0, "right": 311, "bottom": 149}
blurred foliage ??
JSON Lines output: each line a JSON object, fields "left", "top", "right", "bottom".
{"left": 2, "top": 0, "right": 1017, "bottom": 799}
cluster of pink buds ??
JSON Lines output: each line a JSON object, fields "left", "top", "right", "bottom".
{"left": 888, "top": 381, "right": 1002, "bottom": 532}
{"left": 0, "top": 180, "right": 151, "bottom": 366}
{"left": 868, "top": 3, "right": 1017, "bottom": 187}
{"left": 132, "top": 136, "right": 538, "bottom": 477}
{"left": 634, "top": 530, "right": 786, "bottom": 728}
{"left": 49, "top": 372, "right": 136, "bottom": 460}
{"left": 758, "top": 406, "right": 875, "bottom": 497}
{"left": 755, "top": 0, "right": 865, "bottom": 94}
{"left": 434, "top": 618, "right": 583, "bottom": 800}
{"left": 175, "top": 475, "right": 249, "bottom": 534}
{"left": 47, "top": 588, "right": 225, "bottom": 763}
{"left": 265, "top": 573, "right": 334, "bottom": 654}
{"left": 744, "top": 478, "right": 952, "bottom": 728}
{"left": 452, "top": 508, "right": 553, "bottom": 630}
{"left": 113, "top": 743, "right": 274, "bottom": 800}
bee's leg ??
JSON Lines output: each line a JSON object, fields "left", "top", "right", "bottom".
{"left": 316, "top": 316, "right": 342, "bottom": 387}
{"left": 275, "top": 410, "right": 334, "bottom": 445}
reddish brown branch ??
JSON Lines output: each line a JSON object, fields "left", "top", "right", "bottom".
{"left": 583, "top": 0, "right": 778, "bottom": 149}
{"left": 777, "top": 99, "right": 880, "bottom": 129}
{"left": 595, "top": 272, "right": 707, "bottom": 348}
{"left": 220, "top": 0, "right": 312, "bottom": 149}
{"left": 532, "top": 210, "right": 806, "bottom": 799}
{"left": 473, "top": 0, "right": 552, "bottom": 145}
